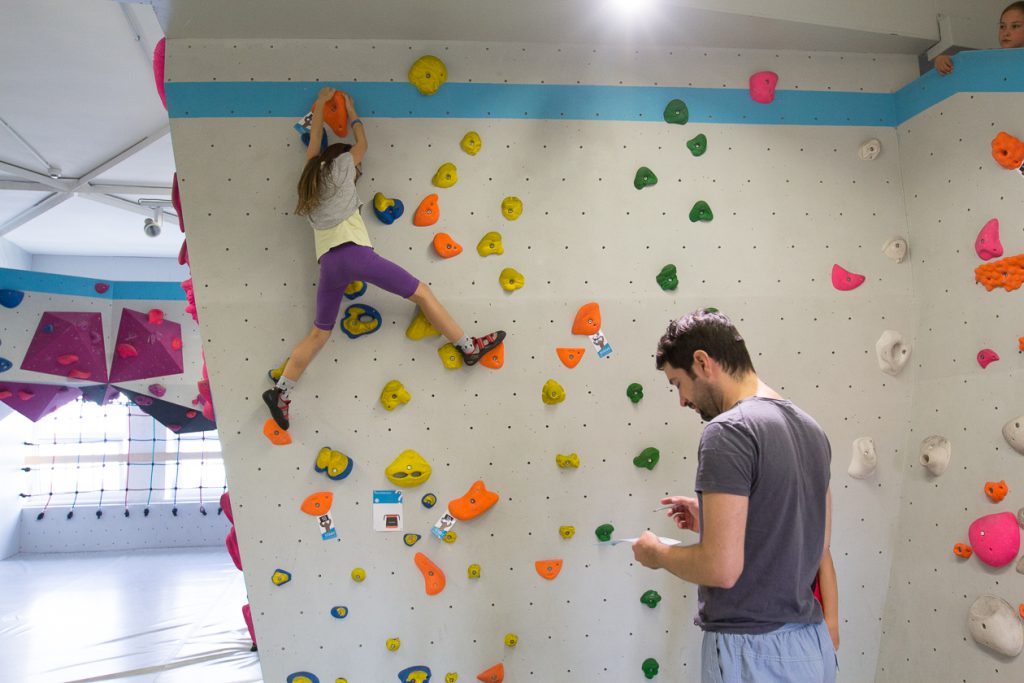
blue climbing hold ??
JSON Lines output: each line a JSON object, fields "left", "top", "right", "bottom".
{"left": 344, "top": 280, "right": 367, "bottom": 300}
{"left": 0, "top": 289, "right": 24, "bottom": 309}
{"left": 286, "top": 673, "right": 320, "bottom": 683}
{"left": 398, "top": 665, "right": 432, "bottom": 683}
{"left": 373, "top": 197, "right": 405, "bottom": 225}
{"left": 0, "top": 357, "right": 10, "bottom": 373}
{"left": 341, "top": 304, "right": 382, "bottom": 339}
{"left": 42, "top": 324, "right": 54, "bottom": 334}
{"left": 330, "top": 605, "right": 349, "bottom": 619}
{"left": 421, "top": 493, "right": 437, "bottom": 509}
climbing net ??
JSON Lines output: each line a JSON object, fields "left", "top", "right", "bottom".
{"left": 19, "top": 395, "right": 224, "bottom": 519}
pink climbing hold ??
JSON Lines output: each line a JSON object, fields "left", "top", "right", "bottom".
{"left": 148, "top": 383, "right": 166, "bottom": 397}
{"left": 171, "top": 173, "right": 185, "bottom": 233}
{"left": 975, "top": 218, "right": 1004, "bottom": 261}
{"left": 56, "top": 354, "right": 79, "bottom": 366}
{"left": 220, "top": 491, "right": 234, "bottom": 523}
{"left": 18, "top": 390, "right": 34, "bottom": 401}
{"left": 153, "top": 37, "right": 167, "bottom": 110}
{"left": 226, "top": 526, "right": 242, "bottom": 571}
{"left": 977, "top": 349, "right": 1000, "bottom": 369}
{"left": 171, "top": 337, "right": 183, "bottom": 351}
{"left": 116, "top": 343, "right": 139, "bottom": 359}
{"left": 241, "top": 603, "right": 256, "bottom": 648}
{"left": 968, "top": 511, "right": 1021, "bottom": 568}
{"left": 67, "top": 369, "right": 91, "bottom": 380}
{"left": 749, "top": 71, "right": 779, "bottom": 104}
{"left": 148, "top": 309, "right": 164, "bottom": 325}
{"left": 831, "top": 264, "right": 865, "bottom": 291}
{"left": 94, "top": 283, "right": 109, "bottom": 294}
{"left": 178, "top": 239, "right": 189, "bottom": 266}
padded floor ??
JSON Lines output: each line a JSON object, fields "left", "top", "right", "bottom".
{"left": 0, "top": 548, "right": 261, "bottom": 682}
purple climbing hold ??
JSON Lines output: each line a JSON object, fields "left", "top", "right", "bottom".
{"left": 148, "top": 383, "right": 167, "bottom": 397}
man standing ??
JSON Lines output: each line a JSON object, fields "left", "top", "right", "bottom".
{"left": 632, "top": 309, "right": 837, "bottom": 682}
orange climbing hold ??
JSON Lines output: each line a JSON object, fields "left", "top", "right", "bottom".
{"left": 975, "top": 253, "right": 1024, "bottom": 292}
{"left": 984, "top": 480, "right": 1009, "bottom": 503}
{"left": 476, "top": 663, "right": 504, "bottom": 683}
{"left": 317, "top": 91, "right": 349, "bottom": 137}
{"left": 448, "top": 480, "right": 499, "bottom": 521}
{"left": 479, "top": 342, "right": 504, "bottom": 369}
{"left": 300, "top": 491, "right": 333, "bottom": 516}
{"left": 953, "top": 543, "right": 973, "bottom": 559}
{"left": 414, "top": 552, "right": 446, "bottom": 596}
{"left": 991, "top": 131, "right": 1024, "bottom": 170}
{"left": 572, "top": 302, "right": 601, "bottom": 335}
{"left": 556, "top": 347, "right": 585, "bottom": 368}
{"left": 535, "top": 558, "right": 563, "bottom": 580}
{"left": 433, "top": 232, "right": 463, "bottom": 258}
{"left": 413, "top": 194, "right": 440, "bottom": 227}
{"left": 263, "top": 418, "right": 292, "bottom": 446}
{"left": 1018, "top": 336, "right": 1024, "bottom": 352}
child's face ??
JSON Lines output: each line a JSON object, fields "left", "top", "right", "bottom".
{"left": 999, "top": 9, "right": 1024, "bottom": 48}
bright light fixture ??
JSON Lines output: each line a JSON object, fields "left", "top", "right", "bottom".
{"left": 608, "top": 0, "right": 655, "bottom": 17}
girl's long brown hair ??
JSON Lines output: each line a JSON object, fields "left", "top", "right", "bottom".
{"left": 295, "top": 142, "right": 352, "bottom": 216}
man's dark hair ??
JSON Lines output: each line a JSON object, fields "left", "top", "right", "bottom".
{"left": 655, "top": 308, "right": 755, "bottom": 378}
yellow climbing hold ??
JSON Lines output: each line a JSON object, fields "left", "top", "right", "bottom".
{"left": 559, "top": 525, "right": 576, "bottom": 539}
{"left": 438, "top": 342, "right": 464, "bottom": 369}
{"left": 499, "top": 267, "right": 524, "bottom": 291}
{"left": 445, "top": 674, "right": 459, "bottom": 683}
{"left": 542, "top": 379, "right": 566, "bottom": 405}
{"left": 269, "top": 357, "right": 288, "bottom": 382}
{"left": 555, "top": 453, "right": 580, "bottom": 468}
{"left": 341, "top": 305, "right": 380, "bottom": 337}
{"left": 442, "top": 530, "right": 458, "bottom": 544}
{"left": 460, "top": 131, "right": 481, "bottom": 155}
{"left": 504, "top": 633, "right": 519, "bottom": 647}
{"left": 380, "top": 379, "right": 411, "bottom": 411}
{"left": 271, "top": 569, "right": 292, "bottom": 586}
{"left": 351, "top": 567, "right": 366, "bottom": 582}
{"left": 373, "top": 192, "right": 395, "bottom": 213}
{"left": 408, "top": 55, "right": 447, "bottom": 95}
{"left": 315, "top": 446, "right": 354, "bottom": 480}
{"left": 468, "top": 563, "right": 481, "bottom": 579}
{"left": 432, "top": 162, "right": 458, "bottom": 188}
{"left": 406, "top": 308, "right": 440, "bottom": 340}
{"left": 386, "top": 637, "right": 401, "bottom": 651}
{"left": 344, "top": 281, "right": 365, "bottom": 298}
{"left": 501, "top": 196, "right": 523, "bottom": 220}
{"left": 385, "top": 449, "right": 432, "bottom": 487}
{"left": 476, "top": 231, "right": 504, "bottom": 257}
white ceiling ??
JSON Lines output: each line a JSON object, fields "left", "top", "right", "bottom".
{"left": 1, "top": 0, "right": 955, "bottom": 262}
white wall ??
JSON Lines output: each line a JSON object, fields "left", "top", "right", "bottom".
{"left": 170, "top": 39, "right": 918, "bottom": 682}
{"left": 0, "top": 408, "right": 29, "bottom": 559}
{"left": 31, "top": 254, "right": 188, "bottom": 282}
{"left": 0, "top": 236, "right": 30, "bottom": 270}
{"left": 876, "top": 89, "right": 1024, "bottom": 681}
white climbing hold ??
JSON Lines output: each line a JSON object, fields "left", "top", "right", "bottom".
{"left": 848, "top": 437, "right": 877, "bottom": 479}
{"left": 858, "top": 138, "right": 882, "bottom": 161}
{"left": 919, "top": 435, "right": 951, "bottom": 476}
{"left": 1001, "top": 416, "right": 1024, "bottom": 455}
{"left": 882, "top": 237, "right": 908, "bottom": 264}
{"left": 875, "top": 330, "right": 911, "bottom": 376}
{"left": 967, "top": 595, "right": 1023, "bottom": 657}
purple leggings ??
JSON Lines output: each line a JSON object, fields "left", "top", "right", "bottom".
{"left": 315, "top": 243, "right": 420, "bottom": 330}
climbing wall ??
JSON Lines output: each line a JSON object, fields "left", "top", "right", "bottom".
{"left": 876, "top": 84, "right": 1024, "bottom": 679}
{"left": 168, "top": 40, "right": 920, "bottom": 682}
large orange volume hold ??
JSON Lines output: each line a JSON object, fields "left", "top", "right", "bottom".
{"left": 300, "top": 491, "right": 333, "bottom": 516}
{"left": 975, "top": 253, "right": 1024, "bottom": 292}
{"left": 413, "top": 194, "right": 440, "bottom": 226}
{"left": 991, "top": 131, "right": 1024, "bottom": 170}
{"left": 572, "top": 302, "right": 601, "bottom": 335}
{"left": 314, "top": 91, "right": 349, "bottom": 137}
{"left": 448, "top": 480, "right": 499, "bottom": 520}
{"left": 414, "top": 552, "right": 446, "bottom": 596}
{"left": 477, "top": 663, "right": 504, "bottom": 683}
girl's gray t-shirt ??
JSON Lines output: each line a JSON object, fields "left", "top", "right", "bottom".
{"left": 694, "top": 396, "right": 831, "bottom": 634}
{"left": 308, "top": 152, "right": 359, "bottom": 229}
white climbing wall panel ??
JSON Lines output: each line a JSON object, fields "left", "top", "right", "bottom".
{"left": 169, "top": 40, "right": 919, "bottom": 682}
{"left": 876, "top": 91, "right": 1024, "bottom": 682}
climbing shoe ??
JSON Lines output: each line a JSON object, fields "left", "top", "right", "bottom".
{"left": 262, "top": 388, "right": 290, "bottom": 430}
{"left": 461, "top": 330, "right": 506, "bottom": 366}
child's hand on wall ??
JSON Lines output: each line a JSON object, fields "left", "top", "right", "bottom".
{"left": 934, "top": 54, "right": 953, "bottom": 75}
{"left": 317, "top": 86, "right": 336, "bottom": 103}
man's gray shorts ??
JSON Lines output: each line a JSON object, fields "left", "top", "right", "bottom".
{"left": 701, "top": 621, "right": 838, "bottom": 683}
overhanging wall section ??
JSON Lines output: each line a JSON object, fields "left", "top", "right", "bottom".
{"left": 169, "top": 40, "right": 915, "bottom": 682}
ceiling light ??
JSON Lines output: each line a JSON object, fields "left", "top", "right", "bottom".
{"left": 143, "top": 209, "right": 162, "bottom": 238}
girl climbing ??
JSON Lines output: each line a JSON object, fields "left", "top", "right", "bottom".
{"left": 263, "top": 87, "right": 504, "bottom": 430}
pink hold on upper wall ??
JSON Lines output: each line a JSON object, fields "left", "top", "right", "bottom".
{"left": 975, "top": 218, "right": 1004, "bottom": 261}
{"left": 153, "top": 37, "right": 166, "bottom": 110}
{"left": 749, "top": 71, "right": 779, "bottom": 104}
{"left": 968, "top": 511, "right": 1020, "bottom": 568}
{"left": 977, "top": 348, "right": 1000, "bottom": 368}
{"left": 831, "top": 264, "right": 865, "bottom": 291}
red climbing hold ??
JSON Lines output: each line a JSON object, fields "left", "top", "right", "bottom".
{"left": 171, "top": 337, "right": 183, "bottom": 351}
{"left": 975, "top": 219, "right": 1004, "bottom": 261}
{"left": 831, "top": 264, "right": 865, "bottom": 291}
{"left": 749, "top": 71, "right": 779, "bottom": 104}
{"left": 56, "top": 354, "right": 79, "bottom": 366}
{"left": 148, "top": 309, "right": 164, "bottom": 325}
{"left": 67, "top": 369, "right": 91, "bottom": 380}
{"left": 94, "top": 283, "right": 109, "bottom": 294}
{"left": 116, "top": 343, "right": 138, "bottom": 359}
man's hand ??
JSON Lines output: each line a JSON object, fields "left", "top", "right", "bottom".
{"left": 632, "top": 530, "right": 665, "bottom": 569}
{"left": 662, "top": 495, "right": 700, "bottom": 532}
{"left": 934, "top": 55, "right": 953, "bottom": 75}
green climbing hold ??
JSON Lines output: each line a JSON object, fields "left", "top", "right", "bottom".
{"left": 642, "top": 657, "right": 660, "bottom": 679}
{"left": 663, "top": 99, "right": 688, "bottom": 125}
{"left": 656, "top": 264, "right": 678, "bottom": 291}
{"left": 626, "top": 383, "right": 644, "bottom": 403}
{"left": 689, "top": 200, "right": 713, "bottom": 222}
{"left": 640, "top": 589, "right": 662, "bottom": 608}
{"left": 687, "top": 133, "right": 707, "bottom": 156}
{"left": 634, "top": 167, "right": 657, "bottom": 190}
{"left": 633, "top": 447, "right": 660, "bottom": 470}
{"left": 595, "top": 523, "right": 615, "bottom": 542}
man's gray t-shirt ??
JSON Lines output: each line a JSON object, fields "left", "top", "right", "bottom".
{"left": 694, "top": 396, "right": 831, "bottom": 634}
{"left": 307, "top": 152, "right": 359, "bottom": 229}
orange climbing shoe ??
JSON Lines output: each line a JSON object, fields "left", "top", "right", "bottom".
{"left": 262, "top": 388, "right": 290, "bottom": 430}
{"left": 461, "top": 331, "right": 506, "bottom": 366}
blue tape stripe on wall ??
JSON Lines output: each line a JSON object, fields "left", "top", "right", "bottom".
{"left": 165, "top": 49, "right": 1022, "bottom": 127}
{"left": 0, "top": 268, "right": 186, "bottom": 301}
